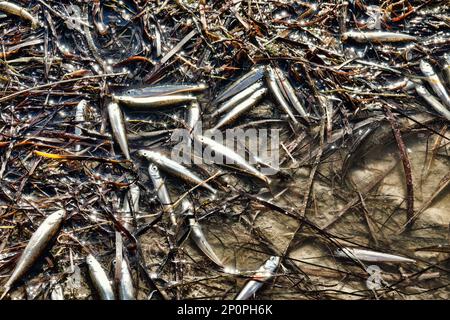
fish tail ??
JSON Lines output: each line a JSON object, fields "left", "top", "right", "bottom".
{"left": 0, "top": 286, "right": 10, "bottom": 300}
{"left": 265, "top": 176, "right": 278, "bottom": 194}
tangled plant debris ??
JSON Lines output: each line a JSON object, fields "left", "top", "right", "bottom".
{"left": 0, "top": 0, "right": 449, "bottom": 300}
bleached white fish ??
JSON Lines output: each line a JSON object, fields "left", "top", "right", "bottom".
{"left": 86, "top": 254, "right": 115, "bottom": 300}
{"left": 107, "top": 101, "right": 130, "bottom": 160}
{"left": 335, "top": 247, "right": 416, "bottom": 263}
{"left": 2, "top": 209, "right": 66, "bottom": 299}
{"left": 148, "top": 163, "right": 177, "bottom": 226}
{"left": 117, "top": 258, "right": 135, "bottom": 300}
{"left": 113, "top": 94, "right": 196, "bottom": 108}
{"left": 138, "top": 149, "right": 217, "bottom": 194}
{"left": 342, "top": 31, "right": 416, "bottom": 43}
{"left": 235, "top": 256, "right": 280, "bottom": 300}
{"left": 420, "top": 60, "right": 450, "bottom": 109}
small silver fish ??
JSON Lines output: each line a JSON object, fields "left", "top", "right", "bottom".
{"left": 342, "top": 31, "right": 416, "bottom": 42}
{"left": 189, "top": 218, "right": 224, "bottom": 268}
{"left": 112, "top": 94, "right": 196, "bottom": 108}
{"left": 181, "top": 200, "right": 223, "bottom": 267}
{"left": 86, "top": 254, "right": 115, "bottom": 300}
{"left": 335, "top": 247, "right": 416, "bottom": 263}
{"left": 138, "top": 149, "right": 217, "bottom": 194}
{"left": 117, "top": 258, "right": 136, "bottom": 300}
{"left": 420, "top": 60, "right": 450, "bottom": 108}
{"left": 273, "top": 67, "right": 309, "bottom": 118}
{"left": 107, "top": 101, "right": 130, "bottom": 160}
{"left": 153, "top": 25, "right": 162, "bottom": 57}
{"left": 211, "top": 81, "right": 263, "bottom": 118}
{"left": 235, "top": 256, "right": 280, "bottom": 300}
{"left": 123, "top": 84, "right": 207, "bottom": 98}
{"left": 148, "top": 163, "right": 177, "bottom": 226}
{"left": 266, "top": 66, "right": 299, "bottom": 124}
{"left": 214, "top": 65, "right": 266, "bottom": 104}
{"left": 195, "top": 134, "right": 271, "bottom": 185}
{"left": 415, "top": 84, "right": 450, "bottom": 121}
{"left": 2, "top": 209, "right": 66, "bottom": 298}
{"left": 212, "top": 88, "right": 267, "bottom": 130}
{"left": 186, "top": 100, "right": 201, "bottom": 135}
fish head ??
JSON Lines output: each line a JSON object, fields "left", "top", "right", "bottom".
{"left": 148, "top": 163, "right": 161, "bottom": 178}
{"left": 137, "top": 149, "right": 154, "bottom": 160}
{"left": 55, "top": 209, "right": 66, "bottom": 219}
{"left": 264, "top": 256, "right": 281, "bottom": 271}
{"left": 420, "top": 60, "right": 434, "bottom": 76}
{"left": 335, "top": 247, "right": 353, "bottom": 258}
{"left": 341, "top": 32, "right": 350, "bottom": 42}
{"left": 193, "top": 134, "right": 206, "bottom": 143}
{"left": 415, "top": 84, "right": 426, "bottom": 94}
{"left": 265, "top": 65, "right": 275, "bottom": 79}
{"left": 85, "top": 254, "right": 95, "bottom": 265}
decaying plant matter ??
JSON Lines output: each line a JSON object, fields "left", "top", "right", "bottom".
{"left": 0, "top": 0, "right": 449, "bottom": 300}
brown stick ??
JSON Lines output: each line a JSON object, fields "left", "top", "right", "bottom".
{"left": 384, "top": 106, "right": 414, "bottom": 228}
{"left": 398, "top": 172, "right": 450, "bottom": 234}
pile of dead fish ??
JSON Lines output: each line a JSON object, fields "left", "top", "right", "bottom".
{"left": 1, "top": 0, "right": 449, "bottom": 300}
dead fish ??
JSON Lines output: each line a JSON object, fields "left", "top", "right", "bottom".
{"left": 121, "top": 184, "right": 140, "bottom": 233}
{"left": 266, "top": 66, "right": 299, "bottom": 124}
{"left": 153, "top": 25, "right": 162, "bottom": 57}
{"left": 415, "top": 84, "right": 450, "bottom": 121}
{"left": 211, "top": 81, "right": 263, "bottom": 118}
{"left": 235, "top": 256, "right": 280, "bottom": 300}
{"left": 189, "top": 218, "right": 223, "bottom": 267}
{"left": 138, "top": 149, "right": 217, "bottom": 194}
{"left": 148, "top": 163, "right": 177, "bottom": 226}
{"left": 335, "top": 247, "right": 416, "bottom": 263}
{"left": 107, "top": 101, "right": 130, "bottom": 160}
{"left": 112, "top": 94, "right": 196, "bottom": 108}
{"left": 342, "top": 31, "right": 416, "bottom": 42}
{"left": 74, "top": 100, "right": 87, "bottom": 152}
{"left": 212, "top": 88, "right": 267, "bottom": 130}
{"left": 0, "top": 1, "right": 39, "bottom": 28}
{"left": 420, "top": 60, "right": 450, "bottom": 108}
{"left": 273, "top": 67, "right": 309, "bottom": 119}
{"left": 50, "top": 283, "right": 64, "bottom": 300}
{"left": 182, "top": 200, "right": 223, "bottom": 268}
{"left": 186, "top": 100, "right": 201, "bottom": 134}
{"left": 195, "top": 134, "right": 271, "bottom": 185}
{"left": 380, "top": 78, "right": 416, "bottom": 91}
{"left": 86, "top": 254, "right": 115, "bottom": 300}
{"left": 2, "top": 209, "right": 66, "bottom": 298}
{"left": 123, "top": 83, "right": 207, "bottom": 98}
{"left": 117, "top": 258, "right": 135, "bottom": 300}
{"left": 214, "top": 65, "right": 266, "bottom": 104}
